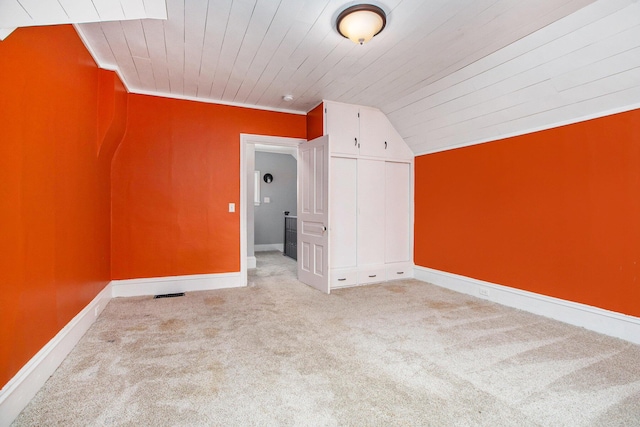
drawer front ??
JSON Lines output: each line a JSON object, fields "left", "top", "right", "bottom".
{"left": 358, "top": 267, "right": 387, "bottom": 285}
{"left": 331, "top": 270, "right": 358, "bottom": 288}
{"left": 386, "top": 264, "right": 413, "bottom": 281}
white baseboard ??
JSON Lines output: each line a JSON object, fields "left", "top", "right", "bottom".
{"left": 111, "top": 272, "right": 244, "bottom": 298}
{"left": 414, "top": 266, "right": 640, "bottom": 345}
{"left": 0, "top": 271, "right": 245, "bottom": 426}
{"left": 247, "top": 256, "right": 257, "bottom": 269}
{"left": 0, "top": 283, "right": 112, "bottom": 427}
{"left": 254, "top": 244, "right": 283, "bottom": 252}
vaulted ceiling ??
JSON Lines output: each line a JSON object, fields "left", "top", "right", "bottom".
{"left": 3, "top": 0, "right": 640, "bottom": 154}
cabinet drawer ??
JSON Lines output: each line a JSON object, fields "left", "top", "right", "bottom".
{"left": 386, "top": 264, "right": 413, "bottom": 281}
{"left": 358, "top": 267, "right": 387, "bottom": 285}
{"left": 331, "top": 270, "right": 358, "bottom": 288}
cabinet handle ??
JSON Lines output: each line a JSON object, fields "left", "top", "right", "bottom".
{"left": 354, "top": 137, "right": 358, "bottom": 146}
{"left": 338, "top": 278, "right": 346, "bottom": 281}
{"left": 397, "top": 271, "right": 404, "bottom": 274}
{"left": 384, "top": 141, "right": 387, "bottom": 149}
{"left": 368, "top": 274, "right": 377, "bottom": 278}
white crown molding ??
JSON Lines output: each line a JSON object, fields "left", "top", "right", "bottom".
{"left": 414, "top": 266, "right": 640, "bottom": 345}
{"left": 412, "top": 102, "right": 640, "bottom": 156}
{"left": 74, "top": 25, "right": 305, "bottom": 116}
{"left": 306, "top": 100, "right": 324, "bottom": 114}
{"left": 73, "top": 24, "right": 131, "bottom": 93}
{"left": 0, "top": 28, "right": 15, "bottom": 40}
{"left": 129, "top": 89, "right": 307, "bottom": 115}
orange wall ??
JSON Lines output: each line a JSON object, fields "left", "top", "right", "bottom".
{"left": 306, "top": 102, "right": 324, "bottom": 140}
{"left": 415, "top": 109, "right": 640, "bottom": 317}
{"left": 0, "top": 26, "right": 126, "bottom": 387}
{"left": 111, "top": 95, "right": 306, "bottom": 279}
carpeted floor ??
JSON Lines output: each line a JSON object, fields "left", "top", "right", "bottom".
{"left": 13, "top": 251, "right": 640, "bottom": 426}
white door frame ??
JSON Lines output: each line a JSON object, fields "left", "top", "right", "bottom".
{"left": 240, "top": 134, "right": 306, "bottom": 286}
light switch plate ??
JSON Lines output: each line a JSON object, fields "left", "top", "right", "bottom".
{"left": 264, "top": 197, "right": 270, "bottom": 203}
{"left": 229, "top": 203, "right": 235, "bottom": 212}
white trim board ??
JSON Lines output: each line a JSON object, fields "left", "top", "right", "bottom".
{"left": 111, "top": 272, "right": 244, "bottom": 298}
{"left": 412, "top": 102, "right": 640, "bottom": 156}
{"left": 0, "top": 271, "right": 245, "bottom": 426}
{"left": 414, "top": 266, "right": 640, "bottom": 345}
{"left": 75, "top": 24, "right": 307, "bottom": 117}
{"left": 73, "top": 25, "right": 131, "bottom": 93}
{"left": 0, "top": 28, "right": 16, "bottom": 41}
{"left": 0, "top": 283, "right": 112, "bottom": 427}
{"left": 254, "top": 244, "right": 284, "bottom": 253}
{"left": 247, "top": 256, "right": 257, "bottom": 269}
{"left": 240, "top": 134, "right": 306, "bottom": 287}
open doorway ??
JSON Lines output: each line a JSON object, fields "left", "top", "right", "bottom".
{"left": 240, "top": 134, "right": 306, "bottom": 286}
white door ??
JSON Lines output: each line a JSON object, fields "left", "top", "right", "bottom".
{"left": 297, "top": 135, "right": 330, "bottom": 293}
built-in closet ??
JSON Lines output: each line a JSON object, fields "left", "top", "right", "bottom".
{"left": 323, "top": 101, "right": 414, "bottom": 288}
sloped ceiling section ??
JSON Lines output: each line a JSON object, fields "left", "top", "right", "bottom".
{"left": 7, "top": 0, "right": 640, "bottom": 154}
{"left": 76, "top": 0, "right": 598, "bottom": 115}
{"left": 0, "top": 0, "right": 167, "bottom": 40}
{"left": 386, "top": 0, "right": 640, "bottom": 154}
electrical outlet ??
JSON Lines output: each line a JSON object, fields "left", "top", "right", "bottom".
{"left": 479, "top": 288, "right": 489, "bottom": 297}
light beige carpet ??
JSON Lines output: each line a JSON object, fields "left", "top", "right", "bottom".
{"left": 13, "top": 251, "right": 640, "bottom": 426}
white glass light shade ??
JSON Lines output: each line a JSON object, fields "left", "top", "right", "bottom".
{"left": 337, "top": 5, "right": 386, "bottom": 45}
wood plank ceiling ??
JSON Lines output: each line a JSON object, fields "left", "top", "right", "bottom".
{"left": 4, "top": 0, "right": 640, "bottom": 154}
{"left": 0, "top": 0, "right": 166, "bottom": 39}
{"left": 76, "top": 0, "right": 597, "bottom": 112}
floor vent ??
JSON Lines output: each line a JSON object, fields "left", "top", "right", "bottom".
{"left": 153, "top": 292, "right": 185, "bottom": 299}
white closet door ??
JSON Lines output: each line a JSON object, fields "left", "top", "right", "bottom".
{"left": 359, "top": 108, "right": 388, "bottom": 158}
{"left": 385, "top": 123, "right": 414, "bottom": 161}
{"left": 325, "top": 101, "right": 359, "bottom": 156}
{"left": 357, "top": 159, "right": 386, "bottom": 266}
{"left": 330, "top": 157, "right": 357, "bottom": 269}
{"left": 385, "top": 162, "right": 411, "bottom": 263}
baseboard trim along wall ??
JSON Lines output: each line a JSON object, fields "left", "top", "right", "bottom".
{"left": 0, "top": 283, "right": 112, "bottom": 427}
{"left": 111, "top": 272, "right": 244, "bottom": 298}
{"left": 414, "top": 266, "right": 640, "bottom": 345}
{"left": 247, "top": 256, "right": 257, "bottom": 269}
{"left": 0, "top": 271, "right": 244, "bottom": 426}
{"left": 254, "top": 244, "right": 284, "bottom": 252}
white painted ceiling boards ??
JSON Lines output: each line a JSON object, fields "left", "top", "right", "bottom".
{"left": 4, "top": 0, "right": 640, "bottom": 154}
{"left": 0, "top": 0, "right": 166, "bottom": 40}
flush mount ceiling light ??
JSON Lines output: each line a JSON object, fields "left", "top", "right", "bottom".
{"left": 336, "top": 4, "right": 386, "bottom": 45}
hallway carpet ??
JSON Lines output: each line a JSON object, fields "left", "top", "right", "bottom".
{"left": 13, "top": 252, "right": 640, "bottom": 426}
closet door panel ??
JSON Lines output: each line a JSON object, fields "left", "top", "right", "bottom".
{"left": 385, "top": 161, "right": 411, "bottom": 263}
{"left": 325, "top": 102, "right": 359, "bottom": 156}
{"left": 330, "top": 157, "right": 357, "bottom": 269}
{"left": 386, "top": 124, "right": 414, "bottom": 161}
{"left": 359, "top": 108, "right": 387, "bottom": 158}
{"left": 357, "top": 159, "right": 386, "bottom": 266}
